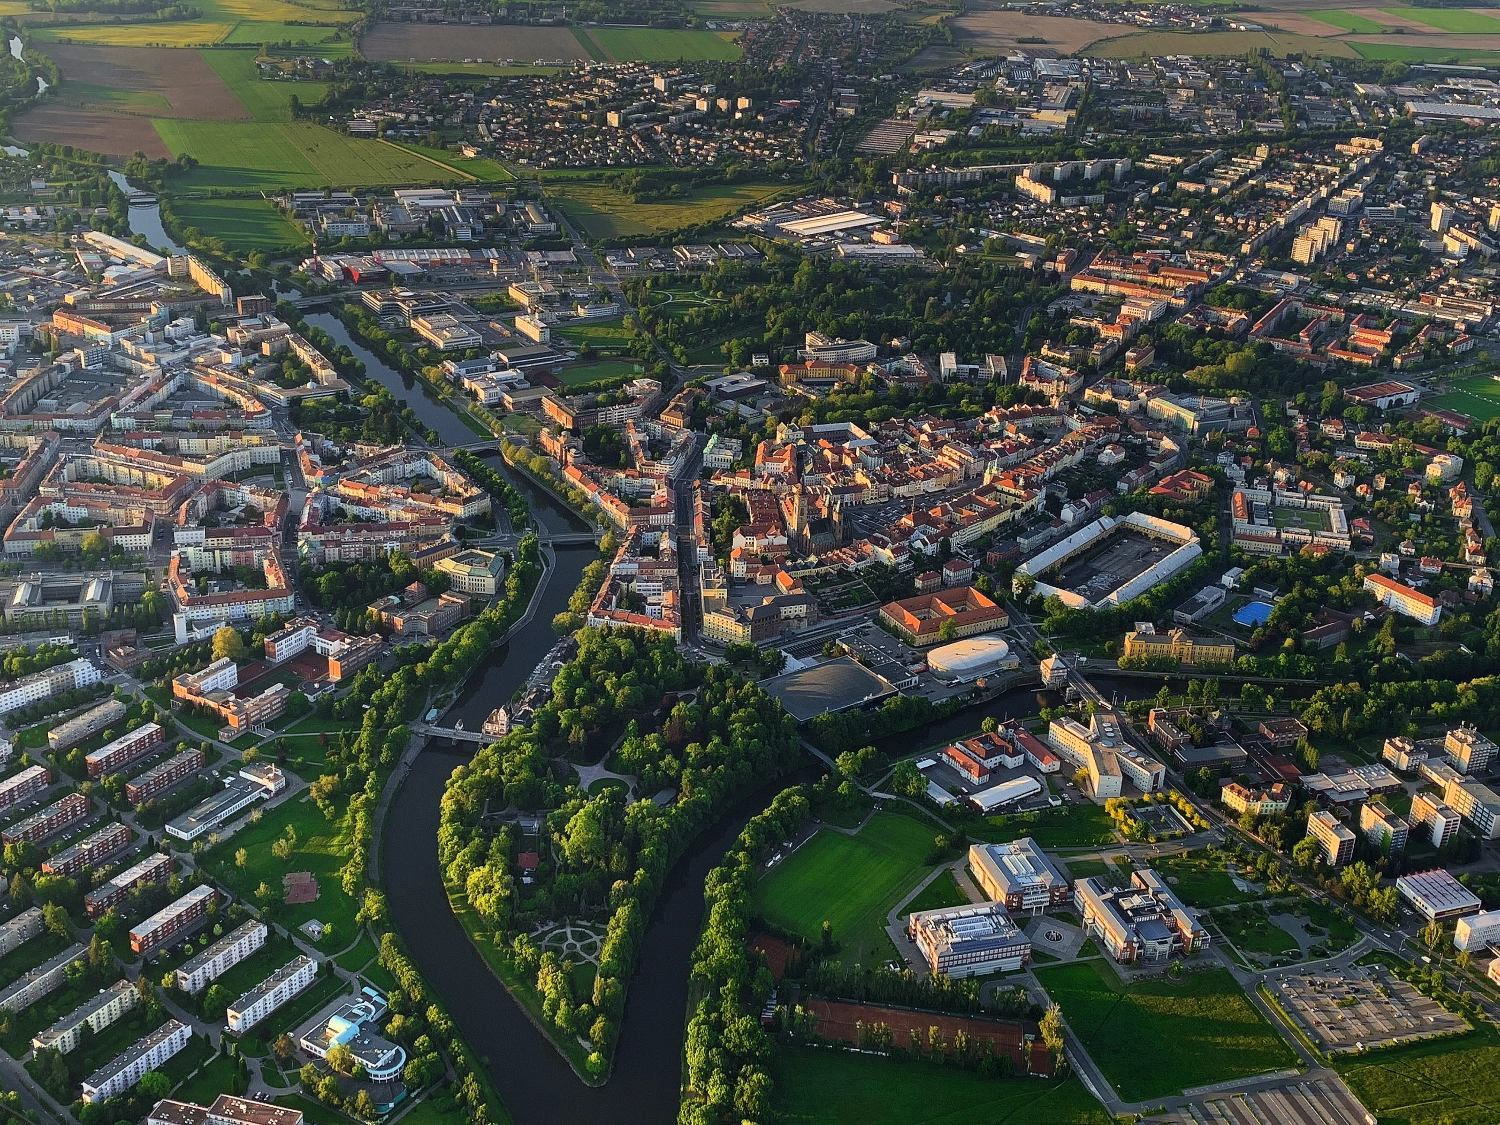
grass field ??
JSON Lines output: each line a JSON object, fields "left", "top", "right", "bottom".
{"left": 577, "top": 27, "right": 742, "bottom": 62}
{"left": 390, "top": 142, "right": 513, "bottom": 182}
{"left": 899, "top": 869, "right": 969, "bottom": 917}
{"left": 198, "top": 49, "right": 326, "bottom": 122}
{"left": 975, "top": 803, "right": 1116, "bottom": 849}
{"left": 34, "top": 0, "right": 354, "bottom": 47}
{"left": 201, "top": 793, "right": 359, "bottom": 945}
{"left": 558, "top": 359, "right": 643, "bottom": 386}
{"left": 153, "top": 121, "right": 461, "bottom": 189}
{"left": 173, "top": 197, "right": 311, "bottom": 251}
{"left": 1217, "top": 910, "right": 1301, "bottom": 958}
{"left": 1303, "top": 9, "right": 1388, "bottom": 33}
{"left": 546, "top": 178, "right": 787, "bottom": 239}
{"left": 1352, "top": 42, "right": 1500, "bottom": 62}
{"left": 555, "top": 318, "right": 629, "bottom": 347}
{"left": 1389, "top": 6, "right": 1500, "bottom": 33}
{"left": 1429, "top": 373, "right": 1500, "bottom": 422}
{"left": 174, "top": 1056, "right": 242, "bottom": 1104}
{"left": 1338, "top": 1024, "right": 1500, "bottom": 1125}
{"left": 1151, "top": 851, "right": 1260, "bottom": 908}
{"left": 771, "top": 1048, "right": 1114, "bottom": 1125}
{"left": 1035, "top": 962, "right": 1298, "bottom": 1101}
{"left": 755, "top": 810, "right": 938, "bottom": 967}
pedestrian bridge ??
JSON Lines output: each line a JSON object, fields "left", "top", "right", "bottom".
{"left": 412, "top": 723, "right": 502, "bottom": 746}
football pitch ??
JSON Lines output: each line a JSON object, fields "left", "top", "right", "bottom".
{"left": 1429, "top": 374, "right": 1500, "bottom": 423}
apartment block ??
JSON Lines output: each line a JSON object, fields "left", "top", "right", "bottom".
{"left": 147, "top": 1095, "right": 305, "bottom": 1125}
{"left": 32, "top": 979, "right": 137, "bottom": 1054}
{"left": 1454, "top": 908, "right": 1500, "bottom": 953}
{"left": 0, "top": 942, "right": 86, "bottom": 1013}
{"left": 1306, "top": 809, "right": 1355, "bottom": 867}
{"left": 0, "top": 906, "right": 42, "bottom": 957}
{"left": 175, "top": 920, "right": 266, "bottom": 994}
{"left": 2, "top": 790, "right": 89, "bottom": 845}
{"left": 126, "top": 748, "right": 206, "bottom": 805}
{"left": 1359, "top": 800, "right": 1409, "bottom": 853}
{"left": 86, "top": 851, "right": 171, "bottom": 918}
{"left": 225, "top": 955, "right": 317, "bottom": 1032}
{"left": 0, "top": 763, "right": 50, "bottom": 810}
{"left": 0, "top": 658, "right": 100, "bottom": 718}
{"left": 1363, "top": 573, "right": 1441, "bottom": 625}
{"left": 85, "top": 722, "right": 165, "bottom": 778}
{"left": 1446, "top": 724, "right": 1496, "bottom": 775}
{"left": 82, "top": 1019, "right": 191, "bottom": 1103}
{"left": 42, "top": 820, "right": 130, "bottom": 878}
{"left": 129, "top": 885, "right": 217, "bottom": 954}
{"left": 1444, "top": 777, "right": 1500, "bottom": 840}
{"left": 47, "top": 699, "right": 127, "bottom": 753}
{"left": 1410, "top": 791, "right": 1462, "bottom": 849}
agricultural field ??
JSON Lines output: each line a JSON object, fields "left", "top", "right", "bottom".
{"left": 153, "top": 121, "right": 461, "bottom": 189}
{"left": 1429, "top": 372, "right": 1500, "bottom": 423}
{"left": 30, "top": 0, "right": 355, "bottom": 48}
{"left": 200, "top": 791, "right": 360, "bottom": 945}
{"left": 1298, "top": 9, "right": 1387, "bottom": 33}
{"left": 577, "top": 27, "right": 743, "bottom": 62}
{"left": 361, "top": 22, "right": 589, "bottom": 63}
{"left": 545, "top": 178, "right": 787, "bottom": 239}
{"left": 198, "top": 49, "right": 327, "bottom": 122}
{"left": 771, "top": 1048, "right": 1114, "bottom": 1125}
{"left": 172, "top": 197, "right": 311, "bottom": 252}
{"left": 1338, "top": 1024, "right": 1500, "bottom": 1125}
{"left": 1035, "top": 962, "right": 1298, "bottom": 1101}
{"left": 754, "top": 810, "right": 938, "bottom": 968}
{"left": 1395, "top": 7, "right": 1500, "bottom": 33}
{"left": 1089, "top": 29, "right": 1359, "bottom": 58}
{"left": 389, "top": 142, "right": 513, "bottom": 182}
{"left": 951, "top": 11, "right": 1116, "bottom": 55}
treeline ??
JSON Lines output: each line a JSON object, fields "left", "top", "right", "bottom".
{"left": 681, "top": 786, "right": 810, "bottom": 1125}
{"left": 305, "top": 551, "right": 448, "bottom": 620}
{"left": 808, "top": 691, "right": 964, "bottom": 754}
{"left": 439, "top": 628, "right": 802, "bottom": 1076}
{"left": 453, "top": 448, "right": 529, "bottom": 530}
{"left": 1296, "top": 676, "right": 1500, "bottom": 741}
{"left": 796, "top": 962, "right": 1042, "bottom": 1020}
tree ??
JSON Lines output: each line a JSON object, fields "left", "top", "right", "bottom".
{"left": 1421, "top": 919, "right": 1444, "bottom": 949}
{"left": 235, "top": 847, "right": 248, "bottom": 869}
{"left": 937, "top": 618, "right": 958, "bottom": 643}
{"left": 1292, "top": 836, "right": 1321, "bottom": 871}
{"left": 138, "top": 1070, "right": 171, "bottom": 1098}
{"left": 1039, "top": 1003, "right": 1066, "bottom": 1072}
{"left": 41, "top": 902, "right": 72, "bottom": 939}
{"left": 327, "top": 1043, "right": 356, "bottom": 1075}
{"left": 212, "top": 625, "right": 245, "bottom": 662}
{"left": 272, "top": 1033, "right": 297, "bottom": 1062}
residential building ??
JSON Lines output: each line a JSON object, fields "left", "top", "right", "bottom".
{"left": 1446, "top": 724, "right": 1496, "bottom": 775}
{"left": 32, "top": 980, "right": 137, "bottom": 1054}
{"left": 1410, "top": 792, "right": 1462, "bottom": 849}
{"left": 0, "top": 943, "right": 85, "bottom": 1013}
{"left": 1258, "top": 718, "right": 1309, "bottom": 749}
{"left": 147, "top": 1095, "right": 305, "bottom": 1125}
{"left": 1306, "top": 809, "right": 1355, "bottom": 867}
{"left": 1363, "top": 573, "right": 1441, "bottom": 625}
{"left": 1396, "top": 869, "right": 1482, "bottom": 922}
{"left": 41, "top": 821, "right": 130, "bottom": 878}
{"left": 48, "top": 699, "right": 127, "bottom": 752}
{"left": 129, "top": 885, "right": 217, "bottom": 954}
{"left": 0, "top": 658, "right": 100, "bottom": 718}
{"left": 907, "top": 903, "right": 1031, "bottom": 976}
{"left": 84, "top": 722, "right": 165, "bottom": 778}
{"left": 968, "top": 839, "right": 1071, "bottom": 914}
{"left": 2, "top": 791, "right": 90, "bottom": 845}
{"left": 1359, "top": 800, "right": 1409, "bottom": 853}
{"left": 0, "top": 764, "right": 49, "bottom": 810}
{"left": 1220, "top": 782, "right": 1290, "bottom": 817}
{"left": 175, "top": 920, "right": 266, "bottom": 994}
{"left": 225, "top": 955, "right": 316, "bottom": 1032}
{"left": 82, "top": 1019, "right": 191, "bottom": 1103}
{"left": 1444, "top": 777, "right": 1500, "bottom": 840}
{"left": 86, "top": 851, "right": 171, "bottom": 918}
{"left": 0, "top": 907, "right": 41, "bottom": 958}
{"left": 127, "top": 749, "right": 206, "bottom": 805}
{"left": 1074, "top": 869, "right": 1208, "bottom": 963}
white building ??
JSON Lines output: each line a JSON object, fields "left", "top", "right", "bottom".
{"left": 82, "top": 1019, "right": 191, "bottom": 1103}
{"left": 1454, "top": 909, "right": 1500, "bottom": 953}
{"left": 1396, "top": 869, "right": 1482, "bottom": 922}
{"left": 33, "top": 980, "right": 137, "bottom": 1054}
{"left": 0, "top": 658, "right": 100, "bottom": 717}
{"left": 907, "top": 903, "right": 1030, "bottom": 976}
{"left": 225, "top": 956, "right": 317, "bottom": 1032}
{"left": 175, "top": 920, "right": 267, "bottom": 994}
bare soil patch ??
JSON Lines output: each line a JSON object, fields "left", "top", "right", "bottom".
{"left": 1347, "top": 7, "right": 1432, "bottom": 32}
{"left": 361, "top": 22, "right": 588, "bottom": 62}
{"left": 13, "top": 103, "right": 169, "bottom": 157}
{"left": 1253, "top": 11, "right": 1346, "bottom": 36}
{"left": 952, "top": 11, "right": 1112, "bottom": 54}
{"left": 806, "top": 997, "right": 1052, "bottom": 1074}
{"left": 44, "top": 43, "right": 249, "bottom": 118}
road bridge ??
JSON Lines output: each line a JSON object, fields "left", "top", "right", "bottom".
{"left": 412, "top": 723, "right": 502, "bottom": 746}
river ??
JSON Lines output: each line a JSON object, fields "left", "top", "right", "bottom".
{"left": 105, "top": 169, "right": 184, "bottom": 254}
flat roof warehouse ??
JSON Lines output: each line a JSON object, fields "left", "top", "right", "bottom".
{"left": 763, "top": 656, "right": 899, "bottom": 723}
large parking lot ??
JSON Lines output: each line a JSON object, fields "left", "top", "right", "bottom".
{"left": 1270, "top": 964, "right": 1467, "bottom": 1053}
{"left": 1144, "top": 1077, "right": 1372, "bottom": 1125}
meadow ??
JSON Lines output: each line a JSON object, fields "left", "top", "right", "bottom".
{"left": 898, "top": 869, "right": 969, "bottom": 917}
{"left": 754, "top": 810, "right": 938, "bottom": 967}
{"left": 545, "top": 178, "right": 788, "bottom": 239}
{"left": 1034, "top": 962, "right": 1298, "bottom": 1101}
{"left": 1429, "top": 372, "right": 1500, "bottom": 423}
{"left": 1338, "top": 1025, "right": 1500, "bottom": 1125}
{"left": 31, "top": 0, "right": 354, "bottom": 48}
{"left": 1393, "top": 7, "right": 1500, "bottom": 34}
{"left": 1302, "top": 9, "right": 1387, "bottom": 34}
{"left": 1150, "top": 850, "right": 1261, "bottom": 908}
{"left": 153, "top": 121, "right": 461, "bottom": 189}
{"left": 972, "top": 803, "right": 1116, "bottom": 849}
{"left": 198, "top": 49, "right": 327, "bottom": 122}
{"left": 1352, "top": 42, "right": 1500, "bottom": 63}
{"left": 770, "top": 1048, "right": 1114, "bottom": 1125}
{"left": 1088, "top": 29, "right": 1358, "bottom": 58}
{"left": 172, "top": 197, "right": 311, "bottom": 252}
{"left": 390, "top": 142, "right": 513, "bottom": 182}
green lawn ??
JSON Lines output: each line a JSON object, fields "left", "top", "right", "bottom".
{"left": 1035, "top": 962, "right": 1298, "bottom": 1101}
{"left": 558, "top": 359, "right": 643, "bottom": 387}
{"left": 393, "top": 1098, "right": 468, "bottom": 1125}
{"left": 334, "top": 931, "right": 377, "bottom": 973}
{"left": 390, "top": 142, "right": 513, "bottom": 182}
{"left": 770, "top": 1048, "right": 1113, "bottom": 1125}
{"left": 555, "top": 318, "right": 630, "bottom": 348}
{"left": 274, "top": 1094, "right": 349, "bottom": 1125}
{"left": 200, "top": 794, "right": 359, "bottom": 945}
{"left": 1151, "top": 851, "right": 1260, "bottom": 908}
{"left": 1428, "top": 374, "right": 1500, "bottom": 422}
{"left": 974, "top": 804, "right": 1117, "bottom": 849}
{"left": 755, "top": 811, "right": 938, "bottom": 967}
{"left": 1061, "top": 859, "right": 1113, "bottom": 883}
{"left": 153, "top": 121, "right": 461, "bottom": 190}
{"left": 198, "top": 48, "right": 327, "bottom": 122}
{"left": 1216, "top": 909, "right": 1301, "bottom": 958}
{"left": 546, "top": 178, "right": 788, "bottom": 239}
{"left": 1303, "top": 9, "right": 1387, "bottom": 33}
{"left": 1338, "top": 1025, "right": 1500, "bottom": 1125}
{"left": 1388, "top": 6, "right": 1500, "bottom": 33}
{"left": 173, "top": 1055, "right": 245, "bottom": 1103}
{"left": 900, "top": 869, "right": 969, "bottom": 918}
{"left": 172, "top": 197, "right": 311, "bottom": 252}
{"left": 577, "top": 26, "right": 742, "bottom": 62}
